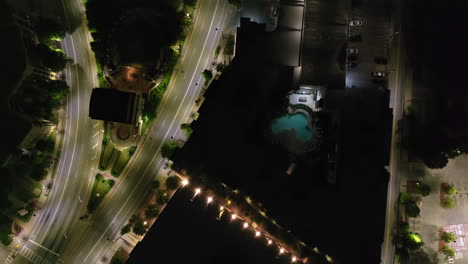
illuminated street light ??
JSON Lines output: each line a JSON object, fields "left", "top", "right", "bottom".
{"left": 207, "top": 197, "right": 213, "bottom": 204}
{"left": 279, "top": 248, "right": 285, "bottom": 254}
{"left": 220, "top": 206, "right": 224, "bottom": 210}
{"left": 255, "top": 231, "right": 261, "bottom": 237}
{"left": 143, "top": 221, "right": 147, "bottom": 226}
{"left": 291, "top": 256, "right": 297, "bottom": 262}
{"left": 243, "top": 222, "right": 249, "bottom": 229}
{"left": 267, "top": 239, "right": 272, "bottom": 245}
{"left": 194, "top": 188, "right": 201, "bottom": 197}
{"left": 182, "top": 179, "right": 189, "bottom": 186}
{"left": 231, "top": 214, "right": 237, "bottom": 220}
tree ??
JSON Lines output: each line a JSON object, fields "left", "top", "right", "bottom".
{"left": 201, "top": 69, "right": 213, "bottom": 81}
{"left": 49, "top": 80, "right": 69, "bottom": 100}
{"left": 128, "top": 214, "right": 138, "bottom": 225}
{"left": 415, "top": 183, "right": 431, "bottom": 196}
{"left": 441, "top": 231, "right": 456, "bottom": 243}
{"left": 422, "top": 151, "right": 448, "bottom": 169}
{"left": 405, "top": 201, "right": 420, "bottom": 218}
{"left": 402, "top": 233, "right": 423, "bottom": 250}
{"left": 132, "top": 220, "right": 147, "bottom": 236}
{"left": 157, "top": 191, "right": 169, "bottom": 205}
{"left": 161, "top": 141, "right": 179, "bottom": 158}
{"left": 444, "top": 185, "right": 457, "bottom": 196}
{"left": 442, "top": 197, "right": 455, "bottom": 208}
{"left": 165, "top": 176, "right": 180, "bottom": 190}
{"left": 35, "top": 44, "right": 70, "bottom": 72}
{"left": 145, "top": 205, "right": 160, "bottom": 219}
{"left": 151, "top": 179, "right": 160, "bottom": 189}
{"left": 180, "top": 123, "right": 193, "bottom": 138}
{"left": 400, "top": 192, "right": 413, "bottom": 204}
{"left": 442, "top": 245, "right": 455, "bottom": 257}
{"left": 120, "top": 224, "right": 131, "bottom": 236}
{"left": 34, "top": 18, "right": 67, "bottom": 43}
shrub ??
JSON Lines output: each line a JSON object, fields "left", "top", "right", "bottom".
{"left": 442, "top": 197, "right": 455, "bottom": 208}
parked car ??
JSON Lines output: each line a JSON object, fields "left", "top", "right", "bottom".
{"left": 349, "top": 20, "right": 363, "bottom": 26}
{"left": 373, "top": 78, "right": 386, "bottom": 84}
{"left": 374, "top": 57, "right": 388, "bottom": 64}
{"left": 346, "top": 48, "right": 359, "bottom": 54}
{"left": 371, "top": 71, "right": 386, "bottom": 77}
{"left": 349, "top": 34, "right": 362, "bottom": 42}
{"left": 348, "top": 54, "right": 358, "bottom": 61}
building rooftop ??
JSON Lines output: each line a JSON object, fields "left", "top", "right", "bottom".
{"left": 89, "top": 88, "right": 138, "bottom": 124}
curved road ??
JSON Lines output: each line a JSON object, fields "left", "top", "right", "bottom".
{"left": 11, "top": 0, "right": 102, "bottom": 263}
{"left": 61, "top": 0, "right": 232, "bottom": 263}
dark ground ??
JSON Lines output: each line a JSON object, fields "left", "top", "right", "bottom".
{"left": 171, "top": 17, "right": 391, "bottom": 264}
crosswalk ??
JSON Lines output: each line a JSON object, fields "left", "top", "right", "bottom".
{"left": 3, "top": 250, "right": 16, "bottom": 264}
{"left": 17, "top": 247, "right": 52, "bottom": 264}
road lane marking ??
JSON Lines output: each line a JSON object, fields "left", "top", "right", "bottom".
{"left": 29, "top": 240, "right": 61, "bottom": 257}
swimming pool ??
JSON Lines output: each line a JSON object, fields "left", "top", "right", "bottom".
{"left": 271, "top": 112, "right": 313, "bottom": 142}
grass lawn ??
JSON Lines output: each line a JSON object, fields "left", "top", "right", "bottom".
{"left": 99, "top": 141, "right": 115, "bottom": 171}
{"left": 87, "top": 174, "right": 115, "bottom": 213}
{"left": 111, "top": 247, "right": 129, "bottom": 264}
{"left": 110, "top": 147, "right": 135, "bottom": 177}
{"left": 11, "top": 177, "right": 42, "bottom": 203}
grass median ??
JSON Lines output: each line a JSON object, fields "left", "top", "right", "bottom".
{"left": 110, "top": 146, "right": 135, "bottom": 177}
{"left": 87, "top": 174, "right": 115, "bottom": 213}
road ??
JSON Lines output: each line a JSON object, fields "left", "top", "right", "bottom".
{"left": 381, "top": 0, "right": 405, "bottom": 262}
{"left": 8, "top": 0, "right": 102, "bottom": 263}
{"left": 61, "top": 0, "right": 231, "bottom": 263}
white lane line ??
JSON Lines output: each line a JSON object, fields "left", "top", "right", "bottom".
{"left": 192, "top": 47, "right": 198, "bottom": 56}
{"left": 161, "top": 119, "right": 166, "bottom": 127}
{"left": 172, "top": 95, "right": 178, "bottom": 103}
{"left": 39, "top": 34, "right": 81, "bottom": 244}
{"left": 85, "top": 0, "right": 222, "bottom": 261}
{"left": 29, "top": 240, "right": 61, "bottom": 257}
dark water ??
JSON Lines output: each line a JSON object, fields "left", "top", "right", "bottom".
{"left": 127, "top": 187, "right": 292, "bottom": 264}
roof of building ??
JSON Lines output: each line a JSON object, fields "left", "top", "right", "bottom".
{"left": 89, "top": 88, "right": 137, "bottom": 124}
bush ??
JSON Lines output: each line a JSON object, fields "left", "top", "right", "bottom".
{"left": 403, "top": 233, "right": 423, "bottom": 250}
{"left": 444, "top": 185, "right": 457, "bottom": 196}
{"left": 405, "top": 201, "right": 420, "bottom": 217}
{"left": 441, "top": 231, "right": 456, "bottom": 243}
{"left": 442, "top": 245, "right": 455, "bottom": 257}
{"left": 161, "top": 141, "right": 179, "bottom": 158}
{"left": 442, "top": 197, "right": 455, "bottom": 208}
{"left": 400, "top": 192, "right": 413, "bottom": 204}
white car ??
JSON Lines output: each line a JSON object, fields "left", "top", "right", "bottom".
{"left": 349, "top": 20, "right": 363, "bottom": 26}
{"left": 346, "top": 48, "right": 359, "bottom": 54}
{"left": 371, "top": 71, "right": 386, "bottom": 77}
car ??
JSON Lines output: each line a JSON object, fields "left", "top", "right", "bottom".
{"left": 371, "top": 71, "right": 386, "bottom": 77}
{"left": 373, "top": 78, "right": 386, "bottom": 84}
{"left": 349, "top": 20, "right": 363, "bottom": 26}
{"left": 348, "top": 54, "right": 358, "bottom": 61}
{"left": 346, "top": 48, "right": 359, "bottom": 54}
{"left": 348, "top": 34, "right": 362, "bottom": 42}
{"left": 347, "top": 62, "right": 357, "bottom": 68}
{"left": 374, "top": 57, "right": 388, "bottom": 64}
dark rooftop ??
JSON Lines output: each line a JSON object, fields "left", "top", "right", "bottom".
{"left": 89, "top": 88, "right": 137, "bottom": 124}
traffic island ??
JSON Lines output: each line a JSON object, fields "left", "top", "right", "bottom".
{"left": 87, "top": 174, "right": 115, "bottom": 213}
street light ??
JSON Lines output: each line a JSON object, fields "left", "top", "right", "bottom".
{"left": 194, "top": 188, "right": 201, "bottom": 196}
{"left": 219, "top": 206, "right": 224, "bottom": 210}
{"left": 231, "top": 214, "right": 237, "bottom": 220}
{"left": 267, "top": 239, "right": 272, "bottom": 245}
{"left": 291, "top": 256, "right": 297, "bottom": 262}
{"left": 143, "top": 221, "right": 147, "bottom": 226}
{"left": 255, "top": 231, "right": 261, "bottom": 237}
{"left": 279, "top": 248, "right": 285, "bottom": 254}
{"left": 207, "top": 196, "right": 213, "bottom": 204}
{"left": 182, "top": 179, "right": 189, "bottom": 186}
{"left": 243, "top": 222, "right": 249, "bottom": 229}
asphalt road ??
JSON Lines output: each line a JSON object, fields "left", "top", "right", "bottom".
{"left": 381, "top": 0, "right": 405, "bottom": 262}
{"left": 60, "top": 0, "right": 231, "bottom": 263}
{"left": 9, "top": 0, "right": 102, "bottom": 263}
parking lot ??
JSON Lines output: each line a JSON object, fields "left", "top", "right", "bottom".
{"left": 345, "top": 0, "right": 392, "bottom": 89}
{"left": 405, "top": 156, "right": 468, "bottom": 263}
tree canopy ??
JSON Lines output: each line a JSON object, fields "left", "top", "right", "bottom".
{"left": 444, "top": 185, "right": 457, "bottom": 196}
{"left": 165, "top": 176, "right": 180, "bottom": 190}
{"left": 443, "top": 245, "right": 455, "bottom": 257}
{"left": 120, "top": 224, "right": 131, "bottom": 235}
{"left": 35, "top": 44, "right": 69, "bottom": 72}
{"left": 145, "top": 205, "right": 160, "bottom": 219}
{"left": 34, "top": 18, "right": 67, "bottom": 43}
{"left": 132, "top": 220, "right": 147, "bottom": 236}
{"left": 441, "top": 231, "right": 456, "bottom": 243}
{"left": 415, "top": 183, "right": 431, "bottom": 197}
{"left": 405, "top": 201, "right": 420, "bottom": 218}
{"left": 442, "top": 197, "right": 455, "bottom": 208}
